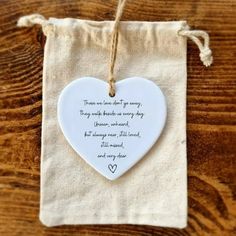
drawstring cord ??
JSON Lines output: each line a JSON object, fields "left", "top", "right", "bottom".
{"left": 17, "top": 14, "right": 47, "bottom": 27}
{"left": 178, "top": 29, "right": 213, "bottom": 67}
{"left": 17, "top": 14, "right": 213, "bottom": 68}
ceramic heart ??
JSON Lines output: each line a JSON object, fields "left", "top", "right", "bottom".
{"left": 58, "top": 77, "right": 167, "bottom": 180}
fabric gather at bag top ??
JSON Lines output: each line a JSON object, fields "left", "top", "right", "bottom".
{"left": 17, "top": 0, "right": 212, "bottom": 228}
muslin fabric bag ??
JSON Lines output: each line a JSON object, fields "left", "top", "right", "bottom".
{"left": 17, "top": 14, "right": 212, "bottom": 228}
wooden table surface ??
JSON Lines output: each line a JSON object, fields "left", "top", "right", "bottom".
{"left": 0, "top": 0, "right": 235, "bottom": 235}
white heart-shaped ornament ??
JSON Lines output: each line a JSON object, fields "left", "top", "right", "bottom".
{"left": 58, "top": 77, "right": 167, "bottom": 180}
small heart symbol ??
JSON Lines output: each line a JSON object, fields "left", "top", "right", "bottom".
{"left": 108, "top": 164, "right": 117, "bottom": 173}
{"left": 58, "top": 77, "right": 167, "bottom": 180}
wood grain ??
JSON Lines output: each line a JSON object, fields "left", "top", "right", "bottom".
{"left": 0, "top": 0, "right": 235, "bottom": 235}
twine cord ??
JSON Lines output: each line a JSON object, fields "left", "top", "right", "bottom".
{"left": 108, "top": 0, "right": 127, "bottom": 97}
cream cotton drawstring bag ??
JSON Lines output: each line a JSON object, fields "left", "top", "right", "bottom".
{"left": 17, "top": 11, "right": 213, "bottom": 228}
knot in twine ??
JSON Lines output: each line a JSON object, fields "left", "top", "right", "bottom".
{"left": 108, "top": 75, "right": 116, "bottom": 97}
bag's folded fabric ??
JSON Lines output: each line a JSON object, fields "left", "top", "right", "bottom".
{"left": 29, "top": 17, "right": 188, "bottom": 227}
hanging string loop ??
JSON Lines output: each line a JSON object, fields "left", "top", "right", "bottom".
{"left": 108, "top": 0, "right": 127, "bottom": 97}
